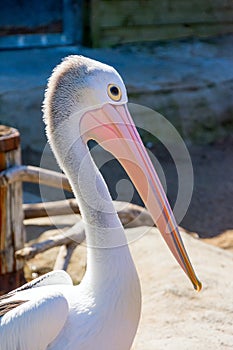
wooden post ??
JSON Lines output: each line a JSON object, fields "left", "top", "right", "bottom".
{"left": 0, "top": 125, "right": 25, "bottom": 294}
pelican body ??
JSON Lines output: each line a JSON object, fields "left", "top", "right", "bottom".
{"left": 0, "top": 56, "right": 201, "bottom": 349}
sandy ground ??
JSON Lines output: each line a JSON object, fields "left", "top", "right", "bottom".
{"left": 23, "top": 214, "right": 233, "bottom": 350}
{"left": 131, "top": 228, "right": 233, "bottom": 350}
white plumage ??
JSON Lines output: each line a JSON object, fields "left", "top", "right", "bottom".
{"left": 0, "top": 56, "right": 200, "bottom": 349}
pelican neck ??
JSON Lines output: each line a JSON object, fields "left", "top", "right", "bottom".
{"left": 59, "top": 137, "right": 128, "bottom": 250}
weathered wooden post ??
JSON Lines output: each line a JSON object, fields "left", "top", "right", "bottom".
{"left": 0, "top": 125, "right": 25, "bottom": 294}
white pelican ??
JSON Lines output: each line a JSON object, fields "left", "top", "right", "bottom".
{"left": 0, "top": 56, "right": 201, "bottom": 350}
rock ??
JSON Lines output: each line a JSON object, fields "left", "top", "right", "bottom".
{"left": 202, "top": 229, "right": 233, "bottom": 252}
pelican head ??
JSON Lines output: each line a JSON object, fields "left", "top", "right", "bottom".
{"left": 43, "top": 55, "right": 201, "bottom": 291}
{"left": 43, "top": 56, "right": 127, "bottom": 131}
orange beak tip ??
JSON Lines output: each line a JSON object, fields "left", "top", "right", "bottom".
{"left": 193, "top": 279, "right": 202, "bottom": 292}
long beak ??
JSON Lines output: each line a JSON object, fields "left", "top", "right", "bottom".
{"left": 80, "top": 103, "right": 202, "bottom": 291}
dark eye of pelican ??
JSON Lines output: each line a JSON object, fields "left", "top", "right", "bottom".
{"left": 107, "top": 84, "right": 122, "bottom": 101}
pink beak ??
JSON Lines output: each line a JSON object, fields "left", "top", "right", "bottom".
{"left": 80, "top": 103, "right": 202, "bottom": 291}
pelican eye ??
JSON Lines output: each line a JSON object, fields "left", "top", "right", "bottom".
{"left": 107, "top": 84, "right": 122, "bottom": 101}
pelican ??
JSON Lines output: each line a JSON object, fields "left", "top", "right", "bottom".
{"left": 0, "top": 56, "right": 201, "bottom": 350}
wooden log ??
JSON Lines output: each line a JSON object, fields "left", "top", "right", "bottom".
{"left": 23, "top": 199, "right": 154, "bottom": 228}
{"left": 16, "top": 201, "right": 154, "bottom": 261}
{"left": 16, "top": 221, "right": 85, "bottom": 261}
{"left": 23, "top": 199, "right": 80, "bottom": 219}
{"left": 0, "top": 125, "right": 25, "bottom": 294}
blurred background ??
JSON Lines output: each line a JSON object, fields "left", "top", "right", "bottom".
{"left": 0, "top": 0, "right": 232, "bottom": 239}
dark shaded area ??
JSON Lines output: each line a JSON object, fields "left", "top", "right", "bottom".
{"left": 181, "top": 137, "right": 233, "bottom": 237}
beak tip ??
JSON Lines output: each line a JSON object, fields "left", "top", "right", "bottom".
{"left": 193, "top": 279, "right": 202, "bottom": 292}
